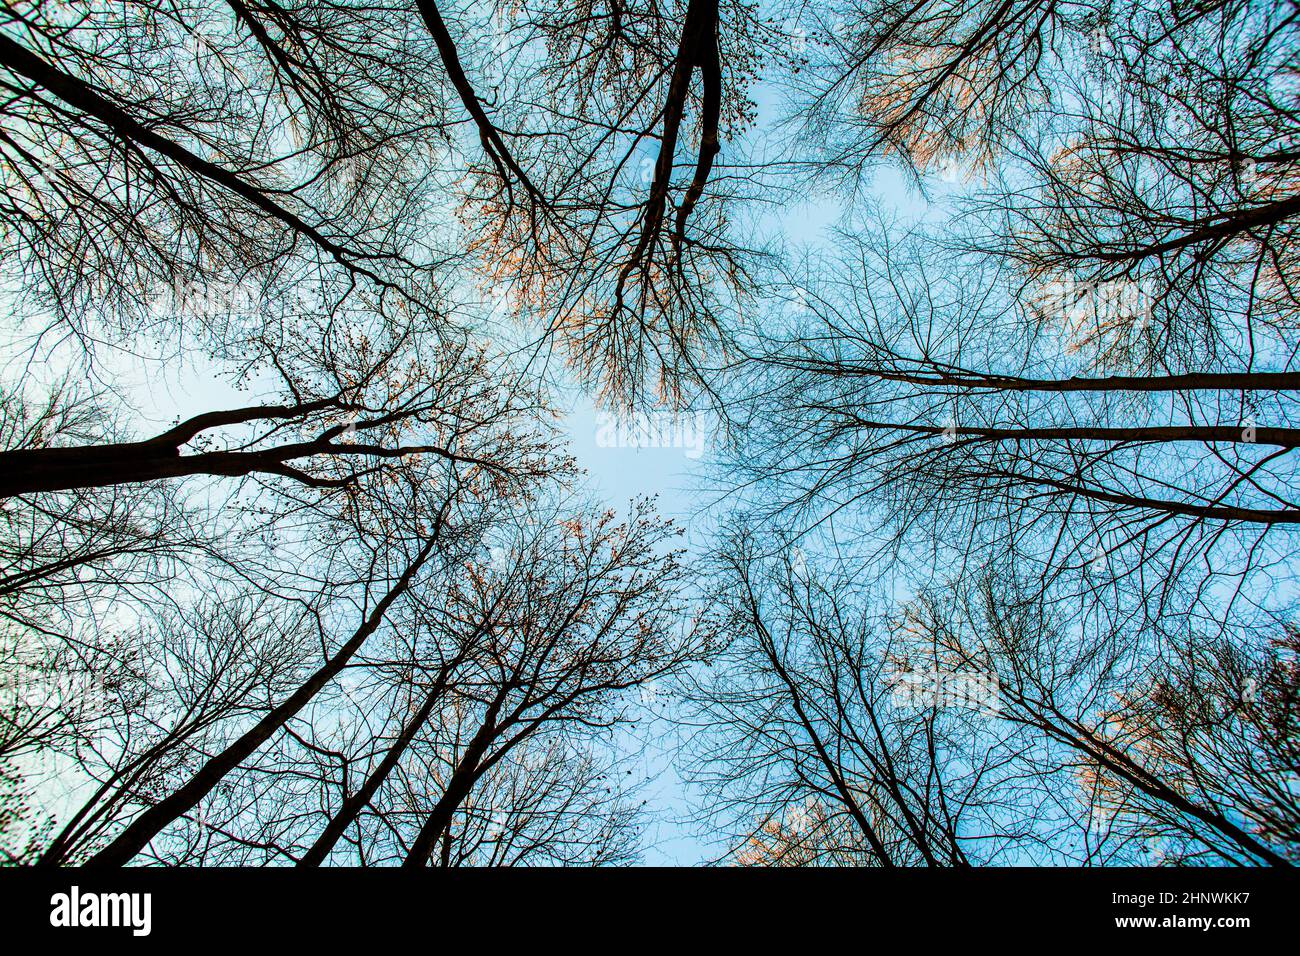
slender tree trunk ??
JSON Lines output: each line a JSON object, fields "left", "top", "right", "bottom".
{"left": 69, "top": 533, "right": 441, "bottom": 867}
{"left": 743, "top": 585, "right": 895, "bottom": 866}
{"left": 1005, "top": 690, "right": 1293, "bottom": 867}
{"left": 400, "top": 693, "right": 508, "bottom": 867}
{"left": 0, "top": 33, "right": 367, "bottom": 270}
{"left": 1064, "top": 726, "right": 1292, "bottom": 867}
{"left": 779, "top": 366, "right": 1300, "bottom": 394}
{"left": 846, "top": 419, "right": 1300, "bottom": 449}
{"left": 297, "top": 660, "right": 460, "bottom": 866}
{"left": 415, "top": 0, "right": 541, "bottom": 199}
{"left": 1092, "top": 192, "right": 1300, "bottom": 265}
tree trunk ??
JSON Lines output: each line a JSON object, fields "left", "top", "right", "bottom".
{"left": 400, "top": 693, "right": 508, "bottom": 867}
{"left": 297, "top": 661, "right": 459, "bottom": 866}
{"left": 69, "top": 533, "right": 440, "bottom": 867}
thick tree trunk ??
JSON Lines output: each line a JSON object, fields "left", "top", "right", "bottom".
{"left": 0, "top": 399, "right": 347, "bottom": 498}
{"left": 1, "top": 440, "right": 328, "bottom": 497}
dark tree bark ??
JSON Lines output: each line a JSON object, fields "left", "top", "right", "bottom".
{"left": 401, "top": 689, "right": 509, "bottom": 867}
{"left": 69, "top": 530, "right": 442, "bottom": 867}
{"left": 297, "top": 645, "right": 472, "bottom": 866}
{"left": 0, "top": 34, "right": 396, "bottom": 287}
{"left": 0, "top": 401, "right": 486, "bottom": 498}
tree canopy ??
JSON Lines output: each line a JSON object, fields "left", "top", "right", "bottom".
{"left": 0, "top": 0, "right": 1296, "bottom": 867}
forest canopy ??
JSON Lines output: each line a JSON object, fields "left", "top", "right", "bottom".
{"left": 0, "top": 0, "right": 1296, "bottom": 867}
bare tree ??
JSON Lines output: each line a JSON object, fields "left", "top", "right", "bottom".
{"left": 973, "top": 1, "right": 1300, "bottom": 371}
{"left": 0, "top": 0, "right": 456, "bottom": 350}
{"left": 788, "top": 0, "right": 1073, "bottom": 178}
{"left": 0, "top": 324, "right": 550, "bottom": 499}
{"left": 725, "top": 219, "right": 1299, "bottom": 636}
{"left": 396, "top": 496, "right": 706, "bottom": 866}
{"left": 427, "top": 736, "right": 646, "bottom": 866}
{"left": 428, "top": 0, "right": 776, "bottom": 406}
{"left": 905, "top": 569, "right": 1297, "bottom": 865}
{"left": 14, "top": 593, "right": 310, "bottom": 866}
{"left": 1081, "top": 625, "right": 1300, "bottom": 864}
{"left": 84, "top": 495, "right": 704, "bottom": 867}
{"left": 682, "top": 526, "right": 1035, "bottom": 866}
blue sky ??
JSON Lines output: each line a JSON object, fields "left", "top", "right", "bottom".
{"left": 548, "top": 92, "right": 958, "bottom": 860}
{"left": 0, "top": 46, "right": 967, "bottom": 865}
